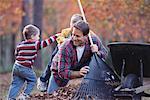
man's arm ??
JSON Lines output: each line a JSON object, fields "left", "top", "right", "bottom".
{"left": 57, "top": 46, "right": 73, "bottom": 80}
{"left": 57, "top": 46, "right": 90, "bottom": 80}
{"left": 70, "top": 66, "right": 90, "bottom": 79}
{"left": 70, "top": 71, "right": 81, "bottom": 79}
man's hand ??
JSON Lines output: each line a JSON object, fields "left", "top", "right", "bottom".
{"left": 79, "top": 66, "right": 90, "bottom": 77}
{"left": 90, "top": 44, "right": 98, "bottom": 53}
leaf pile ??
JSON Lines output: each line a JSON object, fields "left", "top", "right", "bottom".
{"left": 30, "top": 84, "right": 79, "bottom": 100}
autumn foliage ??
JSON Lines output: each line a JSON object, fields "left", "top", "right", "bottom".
{"left": 0, "top": 0, "right": 149, "bottom": 42}
{"left": 0, "top": 0, "right": 23, "bottom": 35}
{"left": 82, "top": 0, "right": 150, "bottom": 42}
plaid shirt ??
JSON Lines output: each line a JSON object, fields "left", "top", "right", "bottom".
{"left": 51, "top": 36, "right": 108, "bottom": 87}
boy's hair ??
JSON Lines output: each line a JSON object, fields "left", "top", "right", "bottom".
{"left": 73, "top": 20, "right": 89, "bottom": 36}
{"left": 70, "top": 14, "right": 83, "bottom": 27}
{"left": 23, "top": 24, "right": 40, "bottom": 40}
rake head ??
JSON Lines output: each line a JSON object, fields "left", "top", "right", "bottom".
{"left": 72, "top": 54, "right": 120, "bottom": 100}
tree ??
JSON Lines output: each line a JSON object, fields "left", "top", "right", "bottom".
{"left": 33, "top": 0, "right": 43, "bottom": 69}
{"left": 0, "top": 0, "right": 22, "bottom": 70}
{"left": 21, "top": 0, "right": 30, "bottom": 40}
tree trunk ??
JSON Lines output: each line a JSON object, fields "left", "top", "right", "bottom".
{"left": 0, "top": 36, "right": 2, "bottom": 68}
{"left": 0, "top": 34, "right": 16, "bottom": 71}
{"left": 10, "top": 34, "right": 16, "bottom": 64}
{"left": 21, "top": 0, "right": 30, "bottom": 41}
{"left": 33, "top": 0, "right": 43, "bottom": 69}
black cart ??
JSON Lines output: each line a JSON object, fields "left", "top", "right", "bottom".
{"left": 108, "top": 42, "right": 150, "bottom": 100}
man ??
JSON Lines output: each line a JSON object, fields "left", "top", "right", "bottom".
{"left": 37, "top": 14, "right": 84, "bottom": 92}
{"left": 47, "top": 20, "right": 108, "bottom": 93}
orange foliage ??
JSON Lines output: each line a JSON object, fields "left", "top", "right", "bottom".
{"left": 0, "top": 0, "right": 149, "bottom": 43}
{"left": 0, "top": 0, "right": 23, "bottom": 35}
{"left": 80, "top": 0, "right": 150, "bottom": 42}
{"left": 42, "top": 0, "right": 80, "bottom": 38}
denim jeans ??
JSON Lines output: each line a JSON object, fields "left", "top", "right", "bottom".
{"left": 7, "top": 63, "right": 36, "bottom": 99}
{"left": 40, "top": 47, "right": 58, "bottom": 82}
{"left": 47, "top": 74, "right": 59, "bottom": 94}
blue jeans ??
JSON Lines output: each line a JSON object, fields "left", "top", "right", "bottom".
{"left": 47, "top": 74, "right": 59, "bottom": 94}
{"left": 7, "top": 63, "right": 36, "bottom": 99}
{"left": 40, "top": 47, "right": 58, "bottom": 82}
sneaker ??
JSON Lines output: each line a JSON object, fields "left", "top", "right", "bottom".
{"left": 17, "top": 93, "right": 30, "bottom": 100}
{"left": 37, "top": 77, "right": 47, "bottom": 92}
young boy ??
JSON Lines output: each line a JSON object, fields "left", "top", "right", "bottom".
{"left": 7, "top": 24, "right": 59, "bottom": 100}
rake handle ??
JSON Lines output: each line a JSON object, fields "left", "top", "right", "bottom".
{"left": 77, "top": 0, "right": 93, "bottom": 45}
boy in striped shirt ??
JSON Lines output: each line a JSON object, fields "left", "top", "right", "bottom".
{"left": 7, "top": 24, "right": 59, "bottom": 100}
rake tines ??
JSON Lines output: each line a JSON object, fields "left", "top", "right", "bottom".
{"left": 72, "top": 54, "right": 120, "bottom": 100}
{"left": 73, "top": 79, "right": 115, "bottom": 100}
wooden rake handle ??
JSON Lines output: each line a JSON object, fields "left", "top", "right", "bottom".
{"left": 77, "top": 0, "right": 94, "bottom": 45}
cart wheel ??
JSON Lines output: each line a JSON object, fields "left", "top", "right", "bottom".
{"left": 122, "top": 74, "right": 140, "bottom": 89}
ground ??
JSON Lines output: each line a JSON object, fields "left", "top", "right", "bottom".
{"left": 0, "top": 73, "right": 150, "bottom": 100}
{"left": 0, "top": 73, "right": 11, "bottom": 100}
{"left": 0, "top": 73, "right": 80, "bottom": 100}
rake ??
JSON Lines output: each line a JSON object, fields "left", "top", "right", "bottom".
{"left": 73, "top": 0, "right": 120, "bottom": 99}
{"left": 72, "top": 53, "right": 120, "bottom": 100}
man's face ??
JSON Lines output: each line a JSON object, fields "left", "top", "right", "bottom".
{"left": 72, "top": 27, "right": 87, "bottom": 46}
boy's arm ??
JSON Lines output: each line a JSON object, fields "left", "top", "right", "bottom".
{"left": 36, "top": 33, "right": 59, "bottom": 50}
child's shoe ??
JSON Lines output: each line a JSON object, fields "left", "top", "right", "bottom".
{"left": 37, "top": 77, "right": 47, "bottom": 92}
{"left": 17, "top": 93, "right": 30, "bottom": 100}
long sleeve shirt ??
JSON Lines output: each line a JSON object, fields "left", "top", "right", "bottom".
{"left": 51, "top": 35, "right": 108, "bottom": 86}
{"left": 15, "top": 34, "right": 58, "bottom": 68}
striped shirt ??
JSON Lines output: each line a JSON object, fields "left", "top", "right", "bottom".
{"left": 15, "top": 34, "right": 58, "bottom": 68}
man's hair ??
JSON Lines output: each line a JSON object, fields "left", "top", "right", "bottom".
{"left": 73, "top": 20, "right": 89, "bottom": 36}
{"left": 23, "top": 24, "right": 40, "bottom": 40}
{"left": 70, "top": 14, "right": 83, "bottom": 26}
